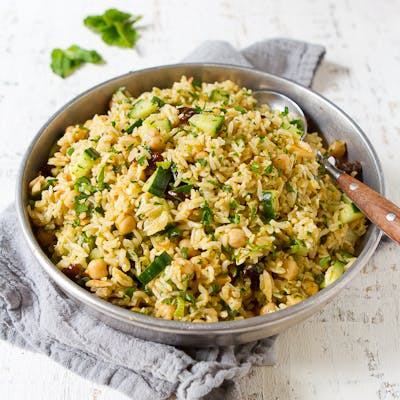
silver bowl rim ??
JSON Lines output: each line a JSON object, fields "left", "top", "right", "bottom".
{"left": 16, "top": 62, "right": 384, "bottom": 335}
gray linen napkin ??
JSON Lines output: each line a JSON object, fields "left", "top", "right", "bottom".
{"left": 0, "top": 39, "right": 325, "bottom": 400}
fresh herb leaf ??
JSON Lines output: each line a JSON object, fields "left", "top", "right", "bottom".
{"left": 137, "top": 155, "right": 147, "bottom": 165}
{"left": 281, "top": 106, "right": 289, "bottom": 116}
{"left": 285, "top": 181, "right": 295, "bottom": 192}
{"left": 151, "top": 96, "right": 165, "bottom": 107}
{"left": 67, "top": 147, "right": 75, "bottom": 156}
{"left": 158, "top": 223, "right": 181, "bottom": 239}
{"left": 181, "top": 247, "right": 189, "bottom": 259}
{"left": 94, "top": 206, "right": 105, "bottom": 215}
{"left": 192, "top": 78, "right": 202, "bottom": 88}
{"left": 80, "top": 232, "right": 96, "bottom": 251}
{"left": 50, "top": 45, "right": 103, "bottom": 78}
{"left": 319, "top": 256, "right": 331, "bottom": 267}
{"left": 42, "top": 178, "right": 58, "bottom": 191}
{"left": 84, "top": 8, "right": 141, "bottom": 48}
{"left": 210, "top": 284, "right": 219, "bottom": 295}
{"left": 263, "top": 164, "right": 273, "bottom": 175}
{"left": 229, "top": 214, "right": 240, "bottom": 224}
{"left": 97, "top": 166, "right": 106, "bottom": 190}
{"left": 290, "top": 119, "right": 303, "bottom": 130}
{"left": 124, "top": 287, "right": 135, "bottom": 296}
{"left": 184, "top": 292, "right": 196, "bottom": 304}
{"left": 74, "top": 176, "right": 95, "bottom": 193}
{"left": 229, "top": 200, "right": 238, "bottom": 209}
{"left": 74, "top": 193, "right": 90, "bottom": 215}
{"left": 200, "top": 201, "right": 213, "bottom": 227}
{"left": 234, "top": 106, "right": 246, "bottom": 114}
{"left": 196, "top": 158, "right": 208, "bottom": 167}
{"left": 251, "top": 162, "right": 259, "bottom": 174}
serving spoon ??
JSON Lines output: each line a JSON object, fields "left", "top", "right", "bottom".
{"left": 254, "top": 90, "right": 400, "bottom": 244}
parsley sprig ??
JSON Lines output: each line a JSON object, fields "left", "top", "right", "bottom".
{"left": 84, "top": 8, "right": 142, "bottom": 48}
{"left": 50, "top": 45, "right": 103, "bottom": 78}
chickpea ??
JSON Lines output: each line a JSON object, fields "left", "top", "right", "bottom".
{"left": 86, "top": 259, "right": 108, "bottom": 279}
{"left": 272, "top": 153, "right": 292, "bottom": 176}
{"left": 29, "top": 176, "right": 44, "bottom": 196}
{"left": 328, "top": 140, "right": 346, "bottom": 159}
{"left": 157, "top": 303, "right": 176, "bottom": 320}
{"left": 36, "top": 228, "right": 55, "bottom": 247}
{"left": 181, "top": 260, "right": 196, "bottom": 275}
{"left": 286, "top": 293, "right": 304, "bottom": 306}
{"left": 279, "top": 258, "right": 299, "bottom": 281}
{"left": 303, "top": 280, "right": 319, "bottom": 296}
{"left": 115, "top": 214, "right": 136, "bottom": 235}
{"left": 64, "top": 190, "right": 78, "bottom": 209}
{"left": 142, "top": 127, "right": 165, "bottom": 152}
{"left": 196, "top": 151, "right": 208, "bottom": 160}
{"left": 179, "top": 238, "right": 199, "bottom": 258}
{"left": 227, "top": 228, "right": 246, "bottom": 248}
{"left": 260, "top": 302, "right": 279, "bottom": 315}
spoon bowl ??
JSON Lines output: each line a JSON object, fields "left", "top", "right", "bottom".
{"left": 253, "top": 89, "right": 308, "bottom": 138}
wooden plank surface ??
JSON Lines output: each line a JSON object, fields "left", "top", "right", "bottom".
{"left": 1, "top": 0, "right": 400, "bottom": 398}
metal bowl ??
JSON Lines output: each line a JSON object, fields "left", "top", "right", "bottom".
{"left": 16, "top": 64, "right": 383, "bottom": 346}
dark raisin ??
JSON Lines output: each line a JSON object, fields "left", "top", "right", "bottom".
{"left": 337, "top": 160, "right": 362, "bottom": 180}
{"left": 40, "top": 163, "right": 53, "bottom": 177}
{"left": 177, "top": 107, "right": 197, "bottom": 123}
{"left": 242, "top": 265, "right": 261, "bottom": 290}
{"left": 166, "top": 190, "right": 187, "bottom": 202}
{"left": 147, "top": 151, "right": 164, "bottom": 173}
{"left": 62, "top": 264, "right": 88, "bottom": 283}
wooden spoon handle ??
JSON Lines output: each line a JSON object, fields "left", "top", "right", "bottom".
{"left": 337, "top": 173, "right": 400, "bottom": 244}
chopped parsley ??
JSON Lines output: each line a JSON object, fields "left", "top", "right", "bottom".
{"left": 124, "top": 287, "right": 135, "bottom": 297}
{"left": 97, "top": 166, "right": 110, "bottom": 191}
{"left": 285, "top": 181, "right": 295, "bottom": 192}
{"left": 290, "top": 119, "right": 303, "bottom": 130}
{"left": 42, "top": 178, "right": 58, "bottom": 191}
{"left": 94, "top": 206, "right": 105, "bottom": 216}
{"left": 263, "top": 164, "right": 273, "bottom": 175}
{"left": 181, "top": 247, "right": 189, "bottom": 259}
{"left": 74, "top": 193, "right": 90, "bottom": 215}
{"left": 137, "top": 155, "right": 147, "bottom": 165}
{"left": 229, "top": 214, "right": 240, "bottom": 225}
{"left": 210, "top": 284, "right": 219, "bottom": 295}
{"left": 319, "top": 256, "right": 331, "bottom": 267}
{"left": 200, "top": 201, "right": 213, "bottom": 228}
{"left": 196, "top": 158, "right": 208, "bottom": 167}
{"left": 251, "top": 162, "right": 259, "bottom": 174}
{"left": 66, "top": 147, "right": 75, "bottom": 156}
{"left": 281, "top": 106, "right": 289, "bottom": 116}
{"left": 74, "top": 176, "right": 95, "bottom": 193}
{"left": 229, "top": 200, "right": 238, "bottom": 209}
{"left": 151, "top": 96, "right": 165, "bottom": 107}
{"left": 192, "top": 78, "right": 202, "bottom": 88}
{"left": 234, "top": 106, "right": 247, "bottom": 114}
{"left": 158, "top": 223, "right": 181, "bottom": 239}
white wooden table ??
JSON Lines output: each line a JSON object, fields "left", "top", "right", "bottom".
{"left": 1, "top": 0, "right": 400, "bottom": 398}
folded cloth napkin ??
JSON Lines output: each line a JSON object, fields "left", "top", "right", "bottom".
{"left": 0, "top": 39, "right": 325, "bottom": 400}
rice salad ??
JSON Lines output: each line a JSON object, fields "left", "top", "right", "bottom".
{"left": 28, "top": 77, "right": 367, "bottom": 322}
